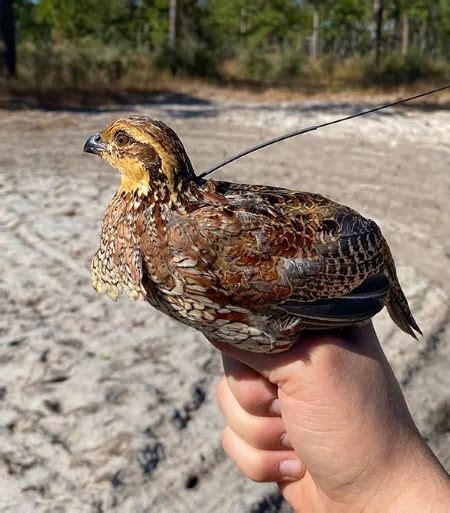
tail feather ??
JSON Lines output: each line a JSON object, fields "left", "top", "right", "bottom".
{"left": 382, "top": 239, "right": 422, "bottom": 339}
{"left": 385, "top": 282, "right": 422, "bottom": 339}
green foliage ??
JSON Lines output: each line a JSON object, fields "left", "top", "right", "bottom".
{"left": 18, "top": 37, "right": 160, "bottom": 90}
{"left": 363, "top": 52, "right": 449, "bottom": 87}
{"left": 318, "top": 0, "right": 373, "bottom": 57}
{"left": 36, "top": 0, "right": 134, "bottom": 42}
{"left": 11, "top": 0, "right": 450, "bottom": 91}
{"left": 236, "top": 46, "right": 306, "bottom": 85}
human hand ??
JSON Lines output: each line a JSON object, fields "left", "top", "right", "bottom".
{"left": 211, "top": 323, "right": 449, "bottom": 512}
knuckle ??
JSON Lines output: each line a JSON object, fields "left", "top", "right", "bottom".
{"left": 253, "top": 422, "right": 285, "bottom": 451}
{"left": 247, "top": 471, "right": 269, "bottom": 483}
{"left": 233, "top": 379, "right": 274, "bottom": 415}
{"left": 248, "top": 419, "right": 273, "bottom": 448}
{"left": 245, "top": 453, "right": 272, "bottom": 482}
{"left": 235, "top": 380, "right": 260, "bottom": 411}
{"left": 215, "top": 377, "right": 228, "bottom": 405}
{"left": 221, "top": 426, "right": 236, "bottom": 454}
{"left": 221, "top": 428, "right": 272, "bottom": 482}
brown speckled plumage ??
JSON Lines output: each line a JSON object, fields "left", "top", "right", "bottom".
{"left": 84, "top": 116, "right": 421, "bottom": 353}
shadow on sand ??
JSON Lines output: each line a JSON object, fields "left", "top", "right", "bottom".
{"left": 0, "top": 89, "right": 212, "bottom": 113}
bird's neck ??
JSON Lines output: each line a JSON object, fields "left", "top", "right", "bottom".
{"left": 151, "top": 179, "right": 202, "bottom": 210}
{"left": 141, "top": 160, "right": 200, "bottom": 207}
{"left": 117, "top": 154, "right": 201, "bottom": 205}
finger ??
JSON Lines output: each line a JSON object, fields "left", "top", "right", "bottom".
{"left": 208, "top": 331, "right": 323, "bottom": 382}
{"left": 222, "top": 426, "right": 304, "bottom": 483}
{"left": 216, "top": 377, "right": 289, "bottom": 450}
{"left": 222, "top": 354, "right": 279, "bottom": 417}
{"left": 278, "top": 474, "right": 315, "bottom": 512}
{"left": 208, "top": 323, "right": 380, "bottom": 386}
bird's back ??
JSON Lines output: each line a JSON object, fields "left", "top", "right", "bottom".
{"left": 185, "top": 179, "right": 421, "bottom": 346}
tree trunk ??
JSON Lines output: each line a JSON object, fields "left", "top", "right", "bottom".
{"left": 0, "top": 0, "right": 16, "bottom": 77}
{"left": 401, "top": 14, "right": 409, "bottom": 55}
{"left": 168, "top": 0, "right": 177, "bottom": 51}
{"left": 373, "top": 0, "right": 384, "bottom": 66}
{"left": 168, "top": 0, "right": 178, "bottom": 73}
{"left": 310, "top": 9, "right": 319, "bottom": 59}
{"left": 239, "top": 7, "right": 245, "bottom": 36}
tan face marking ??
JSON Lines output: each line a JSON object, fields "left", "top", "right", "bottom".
{"left": 102, "top": 153, "right": 150, "bottom": 196}
{"left": 99, "top": 118, "right": 184, "bottom": 198}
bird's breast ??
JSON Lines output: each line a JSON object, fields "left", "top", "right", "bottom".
{"left": 92, "top": 195, "right": 146, "bottom": 300}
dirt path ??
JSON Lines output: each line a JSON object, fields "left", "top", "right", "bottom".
{"left": 0, "top": 100, "right": 448, "bottom": 512}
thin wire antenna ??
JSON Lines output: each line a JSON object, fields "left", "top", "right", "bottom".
{"left": 199, "top": 84, "right": 449, "bottom": 179}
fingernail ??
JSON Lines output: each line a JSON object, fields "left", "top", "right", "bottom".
{"left": 278, "top": 459, "right": 303, "bottom": 479}
{"left": 270, "top": 399, "right": 281, "bottom": 416}
{"left": 280, "top": 432, "right": 292, "bottom": 449}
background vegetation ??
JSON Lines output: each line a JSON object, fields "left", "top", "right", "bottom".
{"left": 1, "top": 0, "right": 449, "bottom": 98}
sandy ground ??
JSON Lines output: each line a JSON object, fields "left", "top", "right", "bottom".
{"left": 0, "top": 97, "right": 449, "bottom": 513}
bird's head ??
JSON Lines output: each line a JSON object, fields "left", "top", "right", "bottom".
{"left": 83, "top": 116, "right": 195, "bottom": 200}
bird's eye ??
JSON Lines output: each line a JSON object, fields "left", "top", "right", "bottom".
{"left": 115, "top": 132, "right": 131, "bottom": 147}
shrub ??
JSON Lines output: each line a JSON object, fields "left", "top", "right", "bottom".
{"left": 236, "top": 45, "right": 305, "bottom": 85}
{"left": 362, "top": 52, "right": 449, "bottom": 87}
{"left": 16, "top": 38, "right": 160, "bottom": 91}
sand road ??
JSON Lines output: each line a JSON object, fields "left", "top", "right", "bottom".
{"left": 0, "top": 99, "right": 449, "bottom": 512}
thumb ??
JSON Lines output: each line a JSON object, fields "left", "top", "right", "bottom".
{"left": 206, "top": 323, "right": 380, "bottom": 389}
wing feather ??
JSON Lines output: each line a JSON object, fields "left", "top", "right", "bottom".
{"left": 192, "top": 181, "right": 390, "bottom": 325}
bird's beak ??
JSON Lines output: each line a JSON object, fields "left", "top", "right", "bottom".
{"left": 84, "top": 133, "right": 107, "bottom": 155}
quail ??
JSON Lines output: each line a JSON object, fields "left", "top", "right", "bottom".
{"left": 84, "top": 116, "right": 421, "bottom": 353}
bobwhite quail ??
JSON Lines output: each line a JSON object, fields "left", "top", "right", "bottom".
{"left": 84, "top": 116, "right": 421, "bottom": 353}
